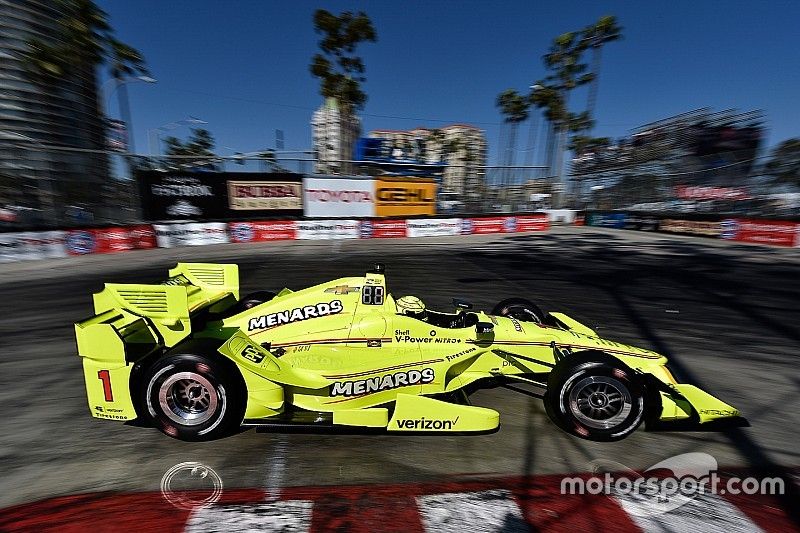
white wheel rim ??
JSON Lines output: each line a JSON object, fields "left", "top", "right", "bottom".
{"left": 158, "top": 372, "right": 219, "bottom": 426}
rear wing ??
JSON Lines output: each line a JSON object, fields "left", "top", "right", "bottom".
{"left": 76, "top": 263, "right": 239, "bottom": 363}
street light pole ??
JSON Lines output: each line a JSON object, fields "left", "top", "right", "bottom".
{"left": 103, "top": 75, "right": 157, "bottom": 157}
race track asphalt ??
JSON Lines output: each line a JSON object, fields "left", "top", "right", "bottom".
{"left": 1, "top": 226, "right": 798, "bottom": 509}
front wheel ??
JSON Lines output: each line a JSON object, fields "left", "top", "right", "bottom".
{"left": 491, "top": 297, "right": 545, "bottom": 323}
{"left": 142, "top": 352, "right": 244, "bottom": 441}
{"left": 544, "top": 357, "right": 645, "bottom": 441}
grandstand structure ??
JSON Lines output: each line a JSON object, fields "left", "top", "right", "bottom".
{"left": 569, "top": 108, "right": 765, "bottom": 210}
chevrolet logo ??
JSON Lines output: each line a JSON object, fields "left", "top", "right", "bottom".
{"left": 325, "top": 285, "right": 360, "bottom": 295}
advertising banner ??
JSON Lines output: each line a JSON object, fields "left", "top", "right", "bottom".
{"left": 228, "top": 181, "right": 302, "bottom": 211}
{"left": 586, "top": 213, "right": 627, "bottom": 229}
{"left": 359, "top": 219, "right": 407, "bottom": 239}
{"left": 138, "top": 172, "right": 228, "bottom": 220}
{"left": 64, "top": 226, "right": 157, "bottom": 255}
{"left": 721, "top": 219, "right": 798, "bottom": 247}
{"left": 0, "top": 231, "right": 67, "bottom": 262}
{"left": 303, "top": 177, "right": 375, "bottom": 218}
{"left": 406, "top": 218, "right": 461, "bottom": 238}
{"left": 153, "top": 223, "right": 229, "bottom": 248}
{"left": 228, "top": 221, "right": 296, "bottom": 243}
{"left": 374, "top": 178, "right": 436, "bottom": 217}
{"left": 461, "top": 217, "right": 517, "bottom": 235}
{"left": 675, "top": 185, "right": 749, "bottom": 201}
{"left": 659, "top": 219, "right": 722, "bottom": 237}
{"left": 295, "top": 220, "right": 359, "bottom": 240}
{"left": 137, "top": 171, "right": 304, "bottom": 220}
{"left": 516, "top": 214, "right": 549, "bottom": 232}
{"left": 623, "top": 214, "right": 660, "bottom": 231}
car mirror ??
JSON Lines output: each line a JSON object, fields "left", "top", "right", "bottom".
{"left": 476, "top": 322, "right": 494, "bottom": 335}
{"left": 453, "top": 298, "right": 473, "bottom": 311}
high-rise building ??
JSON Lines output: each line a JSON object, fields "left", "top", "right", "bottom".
{"left": 311, "top": 97, "right": 360, "bottom": 175}
{"left": 368, "top": 124, "right": 487, "bottom": 198}
{"left": 0, "top": 0, "right": 109, "bottom": 221}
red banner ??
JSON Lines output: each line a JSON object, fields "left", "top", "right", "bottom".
{"left": 516, "top": 214, "right": 549, "bottom": 232}
{"left": 467, "top": 217, "right": 514, "bottom": 234}
{"left": 360, "top": 219, "right": 407, "bottom": 238}
{"left": 730, "top": 219, "right": 798, "bottom": 247}
{"left": 65, "top": 226, "right": 157, "bottom": 255}
{"left": 675, "top": 185, "right": 749, "bottom": 201}
{"left": 128, "top": 225, "right": 157, "bottom": 249}
{"left": 228, "top": 221, "right": 296, "bottom": 243}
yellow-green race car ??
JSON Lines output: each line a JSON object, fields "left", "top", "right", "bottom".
{"left": 75, "top": 263, "right": 742, "bottom": 442}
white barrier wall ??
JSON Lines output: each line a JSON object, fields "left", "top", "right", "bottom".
{"left": 0, "top": 215, "right": 552, "bottom": 262}
{"left": 0, "top": 231, "right": 67, "bottom": 262}
{"left": 295, "top": 219, "right": 360, "bottom": 240}
{"left": 153, "top": 223, "right": 230, "bottom": 248}
{"left": 406, "top": 218, "right": 462, "bottom": 238}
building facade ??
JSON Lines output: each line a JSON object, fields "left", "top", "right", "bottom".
{"left": 368, "top": 124, "right": 487, "bottom": 199}
{"left": 0, "top": 0, "right": 109, "bottom": 223}
{"left": 311, "top": 97, "right": 360, "bottom": 175}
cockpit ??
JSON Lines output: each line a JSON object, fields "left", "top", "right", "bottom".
{"left": 395, "top": 295, "right": 479, "bottom": 329}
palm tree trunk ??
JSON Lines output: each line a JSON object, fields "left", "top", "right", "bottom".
{"left": 524, "top": 112, "right": 539, "bottom": 181}
{"left": 586, "top": 45, "right": 603, "bottom": 133}
{"left": 506, "top": 122, "right": 518, "bottom": 188}
{"left": 496, "top": 122, "right": 507, "bottom": 187}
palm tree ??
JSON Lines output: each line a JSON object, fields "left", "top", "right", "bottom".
{"left": 309, "top": 10, "right": 377, "bottom": 114}
{"left": 581, "top": 16, "right": 623, "bottom": 132}
{"left": 496, "top": 89, "right": 530, "bottom": 186}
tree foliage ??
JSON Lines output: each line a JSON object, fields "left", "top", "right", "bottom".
{"left": 526, "top": 16, "right": 622, "bottom": 156}
{"left": 310, "top": 10, "right": 377, "bottom": 113}
{"left": 496, "top": 89, "right": 530, "bottom": 124}
{"left": 163, "top": 129, "right": 216, "bottom": 158}
{"left": 23, "top": 0, "right": 148, "bottom": 83}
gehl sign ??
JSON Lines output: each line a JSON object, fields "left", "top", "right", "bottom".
{"left": 374, "top": 178, "right": 437, "bottom": 217}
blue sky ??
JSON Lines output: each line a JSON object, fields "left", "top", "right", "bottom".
{"left": 99, "top": 1, "right": 800, "bottom": 165}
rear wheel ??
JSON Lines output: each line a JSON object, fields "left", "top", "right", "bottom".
{"left": 142, "top": 350, "right": 244, "bottom": 441}
{"left": 238, "top": 291, "right": 276, "bottom": 310}
{"left": 491, "top": 297, "right": 545, "bottom": 323}
{"left": 544, "top": 356, "right": 645, "bottom": 441}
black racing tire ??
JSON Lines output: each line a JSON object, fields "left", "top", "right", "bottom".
{"left": 491, "top": 297, "right": 545, "bottom": 323}
{"left": 142, "top": 349, "right": 245, "bottom": 441}
{"left": 544, "top": 355, "right": 645, "bottom": 442}
{"left": 207, "top": 291, "right": 276, "bottom": 321}
{"left": 237, "top": 291, "right": 276, "bottom": 311}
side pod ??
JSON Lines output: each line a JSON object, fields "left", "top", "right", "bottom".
{"left": 387, "top": 394, "right": 499, "bottom": 433}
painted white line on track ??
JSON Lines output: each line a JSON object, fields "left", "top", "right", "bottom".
{"left": 613, "top": 492, "right": 763, "bottom": 533}
{"left": 263, "top": 434, "right": 289, "bottom": 502}
{"left": 416, "top": 489, "right": 527, "bottom": 533}
{"left": 185, "top": 499, "right": 314, "bottom": 533}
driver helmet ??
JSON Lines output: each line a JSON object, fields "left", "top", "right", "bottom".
{"left": 396, "top": 295, "right": 426, "bottom": 319}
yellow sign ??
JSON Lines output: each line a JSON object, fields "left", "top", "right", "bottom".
{"left": 374, "top": 178, "right": 436, "bottom": 217}
{"left": 227, "top": 181, "right": 302, "bottom": 210}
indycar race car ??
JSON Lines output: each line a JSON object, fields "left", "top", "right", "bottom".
{"left": 75, "top": 263, "right": 742, "bottom": 442}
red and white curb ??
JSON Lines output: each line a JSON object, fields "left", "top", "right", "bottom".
{"left": 1, "top": 472, "right": 798, "bottom": 532}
